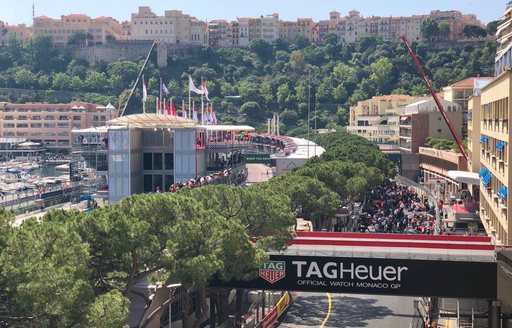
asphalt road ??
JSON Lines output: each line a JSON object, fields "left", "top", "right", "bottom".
{"left": 277, "top": 292, "right": 416, "bottom": 328}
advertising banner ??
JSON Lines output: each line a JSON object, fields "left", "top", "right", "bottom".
{"left": 210, "top": 255, "right": 497, "bottom": 299}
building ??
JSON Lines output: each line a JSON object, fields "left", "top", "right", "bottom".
{"left": 399, "top": 98, "right": 462, "bottom": 153}
{"left": 209, "top": 20, "right": 232, "bottom": 47}
{"left": 418, "top": 146, "right": 469, "bottom": 201}
{"left": 495, "top": 3, "right": 512, "bottom": 76}
{"left": 106, "top": 114, "right": 254, "bottom": 203}
{"left": 130, "top": 6, "right": 207, "bottom": 45}
{"left": 296, "top": 18, "right": 316, "bottom": 43}
{"left": 278, "top": 20, "right": 298, "bottom": 44}
{"left": 32, "top": 14, "right": 123, "bottom": 47}
{"left": 260, "top": 14, "right": 279, "bottom": 43}
{"left": 0, "top": 21, "right": 32, "bottom": 46}
{"left": 348, "top": 95, "right": 424, "bottom": 146}
{"left": 429, "top": 10, "right": 484, "bottom": 41}
{"left": 236, "top": 18, "right": 250, "bottom": 47}
{"left": 475, "top": 70, "right": 511, "bottom": 245}
{"left": 0, "top": 102, "right": 117, "bottom": 152}
{"left": 444, "top": 77, "right": 493, "bottom": 139}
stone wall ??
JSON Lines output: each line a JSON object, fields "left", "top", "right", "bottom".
{"left": 56, "top": 41, "right": 205, "bottom": 67}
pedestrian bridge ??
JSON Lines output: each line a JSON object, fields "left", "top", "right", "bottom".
{"left": 280, "top": 231, "right": 496, "bottom": 262}
{"left": 210, "top": 232, "right": 498, "bottom": 299}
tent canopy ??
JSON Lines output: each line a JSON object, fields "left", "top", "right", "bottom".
{"left": 447, "top": 170, "right": 479, "bottom": 185}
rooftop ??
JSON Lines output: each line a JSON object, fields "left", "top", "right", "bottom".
{"left": 447, "top": 77, "right": 494, "bottom": 89}
{"left": 108, "top": 113, "right": 195, "bottom": 129}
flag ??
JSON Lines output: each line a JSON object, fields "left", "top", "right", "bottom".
{"left": 156, "top": 98, "right": 160, "bottom": 114}
{"left": 182, "top": 105, "right": 188, "bottom": 119}
{"left": 201, "top": 81, "right": 210, "bottom": 101}
{"left": 193, "top": 104, "right": 198, "bottom": 124}
{"left": 165, "top": 99, "right": 171, "bottom": 115}
{"left": 142, "top": 77, "right": 147, "bottom": 103}
{"left": 161, "top": 83, "right": 171, "bottom": 97}
{"left": 188, "top": 75, "right": 203, "bottom": 95}
{"left": 171, "top": 100, "right": 177, "bottom": 116}
{"left": 211, "top": 105, "right": 217, "bottom": 125}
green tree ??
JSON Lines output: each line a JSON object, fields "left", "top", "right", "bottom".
{"left": 438, "top": 21, "right": 451, "bottom": 40}
{"left": 240, "top": 101, "right": 265, "bottom": 122}
{"left": 52, "top": 72, "right": 71, "bottom": 90}
{"left": 486, "top": 20, "right": 499, "bottom": 36}
{"left": 370, "top": 57, "right": 393, "bottom": 94}
{"left": 0, "top": 218, "right": 93, "bottom": 327}
{"left": 421, "top": 18, "right": 440, "bottom": 41}
{"left": 14, "top": 67, "right": 36, "bottom": 89}
{"left": 249, "top": 39, "right": 272, "bottom": 62}
{"left": 85, "top": 290, "right": 129, "bottom": 328}
{"left": 84, "top": 71, "right": 108, "bottom": 92}
{"left": 464, "top": 24, "right": 487, "bottom": 38}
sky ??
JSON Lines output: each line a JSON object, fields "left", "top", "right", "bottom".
{"left": 0, "top": 0, "right": 506, "bottom": 26}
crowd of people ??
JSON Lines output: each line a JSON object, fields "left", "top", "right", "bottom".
{"left": 165, "top": 168, "right": 246, "bottom": 193}
{"left": 360, "top": 180, "right": 437, "bottom": 234}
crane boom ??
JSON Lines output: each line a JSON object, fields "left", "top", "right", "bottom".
{"left": 400, "top": 35, "right": 468, "bottom": 162}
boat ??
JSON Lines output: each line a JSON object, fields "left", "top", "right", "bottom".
{"left": 55, "top": 163, "right": 70, "bottom": 171}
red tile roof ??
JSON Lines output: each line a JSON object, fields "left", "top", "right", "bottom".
{"left": 449, "top": 77, "right": 493, "bottom": 89}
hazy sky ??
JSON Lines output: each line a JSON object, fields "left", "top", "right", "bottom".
{"left": 0, "top": 0, "right": 506, "bottom": 26}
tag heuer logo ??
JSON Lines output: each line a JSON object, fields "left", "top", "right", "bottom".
{"left": 259, "top": 261, "right": 285, "bottom": 283}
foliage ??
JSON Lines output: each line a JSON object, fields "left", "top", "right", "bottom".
{"left": 0, "top": 33, "right": 495, "bottom": 129}
{"left": 464, "top": 24, "right": 487, "bottom": 38}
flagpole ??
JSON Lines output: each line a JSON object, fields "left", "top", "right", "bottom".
{"left": 159, "top": 77, "right": 162, "bottom": 115}
{"left": 182, "top": 99, "right": 186, "bottom": 118}
{"left": 188, "top": 89, "right": 191, "bottom": 121}
{"left": 201, "top": 92, "right": 204, "bottom": 125}
{"left": 142, "top": 74, "right": 145, "bottom": 114}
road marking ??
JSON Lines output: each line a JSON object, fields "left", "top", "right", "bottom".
{"left": 320, "top": 293, "right": 332, "bottom": 328}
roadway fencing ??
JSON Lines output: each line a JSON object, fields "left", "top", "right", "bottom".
{"left": 242, "top": 291, "right": 291, "bottom": 328}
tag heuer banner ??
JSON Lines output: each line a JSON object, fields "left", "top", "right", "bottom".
{"left": 209, "top": 255, "right": 497, "bottom": 299}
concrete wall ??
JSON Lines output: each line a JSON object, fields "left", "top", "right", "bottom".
{"left": 400, "top": 152, "right": 420, "bottom": 182}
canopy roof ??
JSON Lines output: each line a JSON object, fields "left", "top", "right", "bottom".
{"left": 108, "top": 114, "right": 195, "bottom": 129}
{"left": 447, "top": 170, "right": 479, "bottom": 185}
{"left": 198, "top": 124, "right": 255, "bottom": 132}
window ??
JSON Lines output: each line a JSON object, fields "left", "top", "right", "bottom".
{"left": 153, "top": 153, "right": 162, "bottom": 170}
{"left": 45, "top": 115, "right": 55, "bottom": 120}
{"left": 143, "top": 153, "right": 152, "bottom": 170}
{"left": 30, "top": 123, "right": 42, "bottom": 128}
{"left": 73, "top": 116, "right": 81, "bottom": 120}
{"left": 32, "top": 115, "right": 41, "bottom": 120}
{"left": 144, "top": 175, "right": 152, "bottom": 192}
{"left": 165, "top": 175, "right": 173, "bottom": 191}
{"left": 18, "top": 116, "right": 27, "bottom": 120}
{"left": 2, "top": 123, "right": 14, "bottom": 128}
{"left": 165, "top": 153, "right": 174, "bottom": 170}
{"left": 437, "top": 129, "right": 442, "bottom": 133}
{"left": 153, "top": 175, "right": 163, "bottom": 192}
{"left": 16, "top": 123, "right": 28, "bottom": 128}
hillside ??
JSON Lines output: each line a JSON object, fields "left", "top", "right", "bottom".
{"left": 0, "top": 35, "right": 496, "bottom": 133}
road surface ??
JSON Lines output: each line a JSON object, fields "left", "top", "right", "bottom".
{"left": 246, "top": 164, "right": 272, "bottom": 184}
{"left": 278, "top": 291, "right": 416, "bottom": 328}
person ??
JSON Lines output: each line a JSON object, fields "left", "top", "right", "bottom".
{"left": 156, "top": 186, "right": 161, "bottom": 193}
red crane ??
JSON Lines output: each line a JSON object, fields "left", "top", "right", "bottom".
{"left": 400, "top": 35, "right": 469, "bottom": 162}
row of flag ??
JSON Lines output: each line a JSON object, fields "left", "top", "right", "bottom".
{"left": 141, "top": 74, "right": 217, "bottom": 125}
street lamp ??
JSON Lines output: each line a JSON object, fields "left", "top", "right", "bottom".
{"left": 167, "top": 283, "right": 182, "bottom": 328}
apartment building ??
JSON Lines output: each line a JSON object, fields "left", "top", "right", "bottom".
{"left": 429, "top": 10, "right": 483, "bottom": 41}
{"left": 260, "top": 14, "right": 279, "bottom": 43}
{"left": 237, "top": 18, "right": 250, "bottom": 47}
{"left": 32, "top": 14, "right": 123, "bottom": 47}
{"left": 495, "top": 3, "right": 512, "bottom": 76}
{"left": 0, "top": 21, "right": 32, "bottom": 46}
{"left": 190, "top": 18, "right": 208, "bottom": 46}
{"left": 399, "top": 98, "right": 462, "bottom": 153}
{"left": 444, "top": 77, "right": 493, "bottom": 139}
{"left": 0, "top": 102, "right": 117, "bottom": 152}
{"left": 131, "top": 6, "right": 200, "bottom": 45}
{"left": 278, "top": 21, "right": 299, "bottom": 44}
{"left": 347, "top": 95, "right": 423, "bottom": 146}
{"left": 475, "top": 70, "right": 511, "bottom": 245}
{"left": 209, "top": 20, "right": 232, "bottom": 47}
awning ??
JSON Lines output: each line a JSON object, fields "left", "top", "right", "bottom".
{"left": 447, "top": 170, "right": 480, "bottom": 185}
{"left": 479, "top": 135, "right": 488, "bottom": 144}
{"left": 497, "top": 185, "right": 508, "bottom": 200}
{"left": 482, "top": 172, "right": 492, "bottom": 186}
{"left": 496, "top": 141, "right": 506, "bottom": 151}
{"left": 479, "top": 166, "right": 489, "bottom": 178}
